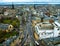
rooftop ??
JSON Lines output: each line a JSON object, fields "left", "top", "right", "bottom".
{"left": 36, "top": 22, "right": 54, "bottom": 30}
{"left": 0, "top": 24, "right": 9, "bottom": 30}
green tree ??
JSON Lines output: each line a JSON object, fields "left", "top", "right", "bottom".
{"left": 3, "top": 20, "right": 11, "bottom": 24}
{"left": 11, "top": 21, "right": 17, "bottom": 27}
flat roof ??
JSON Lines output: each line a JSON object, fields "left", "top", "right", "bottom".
{"left": 36, "top": 22, "right": 54, "bottom": 30}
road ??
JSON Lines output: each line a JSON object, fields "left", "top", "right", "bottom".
{"left": 27, "top": 14, "right": 36, "bottom": 45}
{"left": 20, "top": 13, "right": 36, "bottom": 46}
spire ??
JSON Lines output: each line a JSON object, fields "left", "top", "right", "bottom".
{"left": 34, "top": 4, "right": 36, "bottom": 9}
{"left": 12, "top": 2, "right": 14, "bottom": 9}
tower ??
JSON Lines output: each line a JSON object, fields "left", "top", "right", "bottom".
{"left": 12, "top": 3, "right": 14, "bottom": 9}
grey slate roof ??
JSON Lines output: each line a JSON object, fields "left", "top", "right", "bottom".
{"left": 0, "top": 24, "right": 9, "bottom": 30}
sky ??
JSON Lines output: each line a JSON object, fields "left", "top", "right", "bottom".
{"left": 0, "top": 0, "right": 60, "bottom": 4}
{"left": 0, "top": 0, "right": 60, "bottom": 2}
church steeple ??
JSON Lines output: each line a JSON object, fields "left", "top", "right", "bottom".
{"left": 12, "top": 3, "right": 14, "bottom": 9}
{"left": 34, "top": 4, "right": 36, "bottom": 9}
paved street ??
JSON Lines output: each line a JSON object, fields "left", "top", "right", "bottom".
{"left": 20, "top": 13, "right": 36, "bottom": 46}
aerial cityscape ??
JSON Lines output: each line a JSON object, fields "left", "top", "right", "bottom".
{"left": 0, "top": 4, "right": 60, "bottom": 46}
